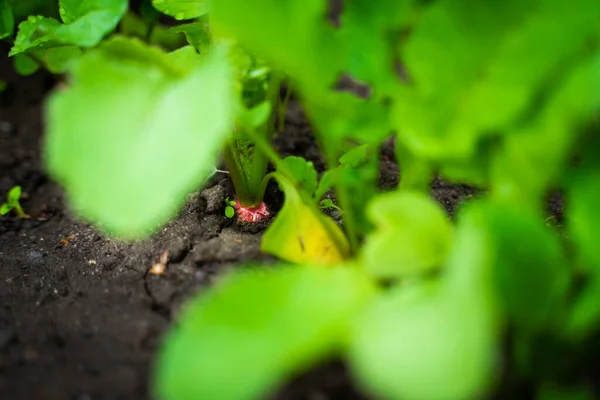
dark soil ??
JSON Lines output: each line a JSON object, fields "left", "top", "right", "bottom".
{"left": 0, "top": 52, "right": 558, "bottom": 400}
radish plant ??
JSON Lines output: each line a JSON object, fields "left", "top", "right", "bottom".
{"left": 5, "top": 0, "right": 600, "bottom": 400}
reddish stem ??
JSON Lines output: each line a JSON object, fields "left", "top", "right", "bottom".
{"left": 234, "top": 200, "right": 270, "bottom": 223}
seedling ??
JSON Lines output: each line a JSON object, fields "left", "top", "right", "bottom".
{"left": 224, "top": 197, "right": 236, "bottom": 219}
{"left": 0, "top": 185, "right": 29, "bottom": 218}
{"left": 319, "top": 198, "right": 342, "bottom": 213}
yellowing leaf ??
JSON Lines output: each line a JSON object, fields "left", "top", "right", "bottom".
{"left": 261, "top": 175, "right": 349, "bottom": 265}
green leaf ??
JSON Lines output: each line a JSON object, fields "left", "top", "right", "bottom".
{"left": 151, "top": 0, "right": 208, "bottom": 20}
{"left": 340, "top": 0, "right": 416, "bottom": 95}
{"left": 237, "top": 101, "right": 271, "bottom": 129}
{"left": 320, "top": 199, "right": 341, "bottom": 212}
{"left": 339, "top": 143, "right": 370, "bottom": 168}
{"left": 45, "top": 37, "right": 235, "bottom": 239}
{"left": 224, "top": 205, "right": 234, "bottom": 219}
{"left": 261, "top": 174, "right": 349, "bottom": 265}
{"left": 0, "top": 203, "right": 11, "bottom": 215}
{"left": 563, "top": 277, "right": 600, "bottom": 341}
{"left": 211, "top": 0, "right": 342, "bottom": 90}
{"left": 7, "top": 185, "right": 21, "bottom": 204}
{"left": 483, "top": 201, "right": 570, "bottom": 332}
{"left": 34, "top": 46, "right": 82, "bottom": 73}
{"left": 568, "top": 166, "right": 600, "bottom": 272}
{"left": 10, "top": 16, "right": 61, "bottom": 56}
{"left": 119, "top": 11, "right": 186, "bottom": 51}
{"left": 314, "top": 167, "right": 340, "bottom": 201}
{"left": 12, "top": 53, "right": 40, "bottom": 75}
{"left": 154, "top": 265, "right": 376, "bottom": 400}
{"left": 350, "top": 201, "right": 500, "bottom": 400}
{"left": 280, "top": 156, "right": 318, "bottom": 196}
{"left": 491, "top": 50, "right": 600, "bottom": 203}
{"left": 10, "top": 0, "right": 127, "bottom": 55}
{"left": 169, "top": 21, "right": 210, "bottom": 53}
{"left": 0, "top": 0, "right": 14, "bottom": 39}
{"left": 362, "top": 191, "right": 453, "bottom": 279}
{"left": 393, "top": 0, "right": 600, "bottom": 160}
{"left": 349, "top": 283, "right": 497, "bottom": 400}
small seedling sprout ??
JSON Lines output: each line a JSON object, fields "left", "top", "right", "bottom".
{"left": 319, "top": 199, "right": 342, "bottom": 214}
{"left": 224, "top": 197, "right": 236, "bottom": 218}
{"left": 0, "top": 186, "right": 29, "bottom": 218}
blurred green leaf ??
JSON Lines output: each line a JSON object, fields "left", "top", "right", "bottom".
{"left": 280, "top": 156, "right": 318, "bottom": 196}
{"left": 339, "top": 143, "right": 370, "bottom": 168}
{"left": 492, "top": 50, "right": 600, "bottom": 203}
{"left": 0, "top": 0, "right": 14, "bottom": 39}
{"left": 484, "top": 202, "right": 570, "bottom": 332}
{"left": 154, "top": 265, "right": 376, "bottom": 400}
{"left": 349, "top": 282, "right": 497, "bottom": 400}
{"left": 10, "top": 0, "right": 127, "bottom": 55}
{"left": 347, "top": 200, "right": 503, "bottom": 400}
{"left": 12, "top": 53, "right": 40, "bottom": 75}
{"left": 151, "top": 0, "right": 208, "bottom": 20}
{"left": 340, "top": 0, "right": 416, "bottom": 95}
{"left": 34, "top": 46, "right": 82, "bottom": 73}
{"left": 237, "top": 101, "right": 271, "bottom": 129}
{"left": 565, "top": 158, "right": 600, "bottom": 273}
{"left": 563, "top": 277, "right": 600, "bottom": 341}
{"left": 44, "top": 37, "right": 235, "bottom": 238}
{"left": 169, "top": 22, "right": 211, "bottom": 53}
{"left": 393, "top": 0, "right": 600, "bottom": 161}
{"left": 211, "top": 0, "right": 342, "bottom": 90}
{"left": 119, "top": 11, "right": 186, "bottom": 50}
{"left": 362, "top": 191, "right": 453, "bottom": 279}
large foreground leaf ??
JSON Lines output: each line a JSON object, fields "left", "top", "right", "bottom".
{"left": 349, "top": 201, "right": 499, "bottom": 400}
{"left": 45, "top": 37, "right": 235, "bottom": 238}
{"left": 154, "top": 265, "right": 376, "bottom": 400}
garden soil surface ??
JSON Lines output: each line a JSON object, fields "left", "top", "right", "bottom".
{"left": 0, "top": 51, "right": 562, "bottom": 400}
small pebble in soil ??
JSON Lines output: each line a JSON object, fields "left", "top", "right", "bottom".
{"left": 27, "top": 250, "right": 46, "bottom": 265}
{"left": 201, "top": 184, "right": 227, "bottom": 213}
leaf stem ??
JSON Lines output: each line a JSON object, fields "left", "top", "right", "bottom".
{"left": 246, "top": 71, "right": 283, "bottom": 203}
{"left": 223, "top": 139, "right": 253, "bottom": 205}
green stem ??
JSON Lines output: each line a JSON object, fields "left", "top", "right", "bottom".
{"left": 314, "top": 133, "right": 359, "bottom": 254}
{"left": 223, "top": 140, "right": 253, "bottom": 205}
{"left": 245, "top": 71, "right": 283, "bottom": 204}
{"left": 14, "top": 203, "right": 29, "bottom": 219}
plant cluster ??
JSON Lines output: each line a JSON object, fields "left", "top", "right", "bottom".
{"left": 3, "top": 0, "right": 600, "bottom": 399}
